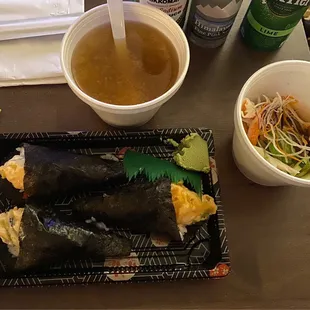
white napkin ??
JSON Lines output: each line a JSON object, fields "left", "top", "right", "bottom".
{"left": 0, "top": 0, "right": 84, "bottom": 87}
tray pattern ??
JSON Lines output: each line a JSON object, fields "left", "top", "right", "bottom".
{"left": 0, "top": 128, "right": 230, "bottom": 287}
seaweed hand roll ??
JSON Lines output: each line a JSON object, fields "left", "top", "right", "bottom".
{"left": 0, "top": 143, "right": 126, "bottom": 197}
{"left": 0, "top": 205, "right": 132, "bottom": 271}
{"left": 71, "top": 178, "right": 182, "bottom": 241}
{"left": 70, "top": 178, "right": 217, "bottom": 241}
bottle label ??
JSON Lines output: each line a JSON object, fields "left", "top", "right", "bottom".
{"left": 192, "top": 13, "right": 235, "bottom": 40}
{"left": 139, "top": 0, "right": 189, "bottom": 23}
{"left": 188, "top": 0, "right": 243, "bottom": 45}
{"left": 267, "top": 0, "right": 310, "bottom": 15}
{"left": 240, "top": 0, "right": 310, "bottom": 50}
{"left": 246, "top": 10, "right": 295, "bottom": 37}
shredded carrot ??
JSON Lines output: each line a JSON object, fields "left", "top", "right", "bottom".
{"left": 283, "top": 125, "right": 294, "bottom": 131}
{"left": 247, "top": 116, "right": 260, "bottom": 146}
{"left": 243, "top": 122, "right": 248, "bottom": 133}
{"left": 302, "top": 136, "right": 308, "bottom": 145}
{"left": 274, "top": 139, "right": 299, "bottom": 161}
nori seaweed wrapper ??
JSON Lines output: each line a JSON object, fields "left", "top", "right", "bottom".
{"left": 70, "top": 178, "right": 181, "bottom": 241}
{"left": 15, "top": 205, "right": 132, "bottom": 271}
{"left": 23, "top": 143, "right": 126, "bottom": 197}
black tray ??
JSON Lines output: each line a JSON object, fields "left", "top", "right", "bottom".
{"left": 0, "top": 128, "right": 230, "bottom": 287}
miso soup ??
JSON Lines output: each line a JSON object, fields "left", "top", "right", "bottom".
{"left": 71, "top": 21, "right": 179, "bottom": 106}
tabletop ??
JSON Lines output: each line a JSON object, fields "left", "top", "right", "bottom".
{"left": 0, "top": 0, "right": 310, "bottom": 309}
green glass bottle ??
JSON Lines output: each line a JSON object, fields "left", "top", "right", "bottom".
{"left": 240, "top": 0, "right": 310, "bottom": 50}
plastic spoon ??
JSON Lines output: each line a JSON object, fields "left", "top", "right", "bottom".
{"left": 107, "top": 0, "right": 126, "bottom": 40}
{"left": 107, "top": 0, "right": 142, "bottom": 104}
{"left": 107, "top": 0, "right": 128, "bottom": 63}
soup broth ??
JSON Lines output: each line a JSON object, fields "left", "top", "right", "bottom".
{"left": 71, "top": 21, "right": 179, "bottom": 106}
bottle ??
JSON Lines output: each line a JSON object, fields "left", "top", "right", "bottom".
{"left": 186, "top": 0, "right": 243, "bottom": 48}
{"left": 240, "top": 0, "right": 310, "bottom": 51}
{"left": 139, "top": 0, "right": 190, "bottom": 26}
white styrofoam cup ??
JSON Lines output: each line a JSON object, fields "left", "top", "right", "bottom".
{"left": 61, "top": 2, "right": 190, "bottom": 127}
{"left": 233, "top": 60, "right": 310, "bottom": 186}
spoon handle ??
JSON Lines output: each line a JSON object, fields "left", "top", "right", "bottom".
{"left": 107, "top": 0, "right": 126, "bottom": 40}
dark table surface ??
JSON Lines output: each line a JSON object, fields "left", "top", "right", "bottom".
{"left": 0, "top": 1, "right": 310, "bottom": 309}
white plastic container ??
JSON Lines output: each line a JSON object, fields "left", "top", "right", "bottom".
{"left": 233, "top": 60, "right": 310, "bottom": 187}
{"left": 61, "top": 2, "right": 190, "bottom": 127}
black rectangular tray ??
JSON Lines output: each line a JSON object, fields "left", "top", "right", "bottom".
{"left": 0, "top": 128, "right": 230, "bottom": 287}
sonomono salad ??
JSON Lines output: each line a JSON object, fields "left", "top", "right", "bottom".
{"left": 242, "top": 93, "right": 310, "bottom": 179}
